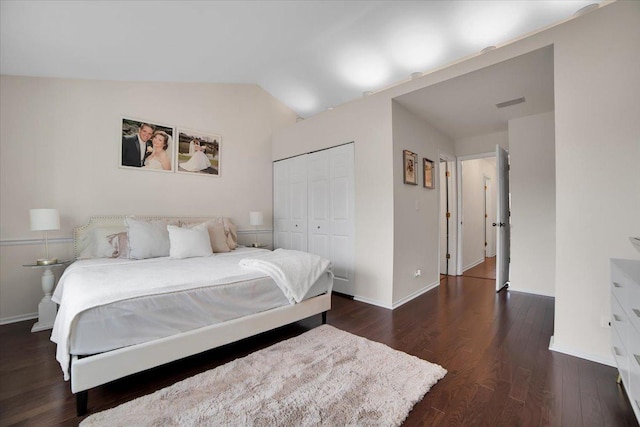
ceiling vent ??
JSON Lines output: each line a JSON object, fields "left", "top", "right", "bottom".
{"left": 496, "top": 97, "right": 526, "bottom": 109}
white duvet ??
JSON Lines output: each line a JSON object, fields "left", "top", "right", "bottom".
{"left": 239, "top": 249, "right": 331, "bottom": 304}
{"left": 52, "top": 249, "right": 269, "bottom": 380}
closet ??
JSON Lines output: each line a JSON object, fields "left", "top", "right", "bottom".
{"left": 273, "top": 143, "right": 354, "bottom": 295}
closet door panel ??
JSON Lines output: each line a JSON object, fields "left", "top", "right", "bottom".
{"left": 273, "top": 155, "right": 307, "bottom": 251}
{"left": 308, "top": 150, "right": 330, "bottom": 259}
{"left": 328, "top": 144, "right": 354, "bottom": 293}
{"left": 273, "top": 160, "right": 291, "bottom": 249}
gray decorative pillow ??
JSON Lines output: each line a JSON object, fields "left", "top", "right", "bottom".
{"left": 125, "top": 217, "right": 174, "bottom": 259}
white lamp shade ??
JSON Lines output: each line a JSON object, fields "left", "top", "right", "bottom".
{"left": 249, "top": 211, "right": 264, "bottom": 226}
{"left": 30, "top": 209, "right": 60, "bottom": 231}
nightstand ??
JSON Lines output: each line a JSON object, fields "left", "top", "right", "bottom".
{"left": 23, "top": 261, "right": 70, "bottom": 332}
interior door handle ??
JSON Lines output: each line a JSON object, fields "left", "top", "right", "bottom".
{"left": 492, "top": 223, "right": 505, "bottom": 227}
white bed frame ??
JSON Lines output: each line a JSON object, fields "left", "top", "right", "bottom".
{"left": 70, "top": 216, "right": 332, "bottom": 415}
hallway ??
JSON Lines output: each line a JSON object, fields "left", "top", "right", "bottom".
{"left": 462, "top": 256, "right": 496, "bottom": 280}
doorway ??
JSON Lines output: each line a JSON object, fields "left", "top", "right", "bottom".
{"left": 457, "top": 154, "right": 498, "bottom": 282}
{"left": 439, "top": 153, "right": 456, "bottom": 279}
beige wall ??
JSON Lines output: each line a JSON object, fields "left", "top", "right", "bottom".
{"left": 0, "top": 76, "right": 297, "bottom": 322}
{"left": 509, "top": 111, "right": 556, "bottom": 297}
{"left": 391, "top": 102, "right": 455, "bottom": 305}
{"left": 273, "top": 1, "right": 640, "bottom": 364}
{"left": 551, "top": 3, "right": 640, "bottom": 364}
{"left": 273, "top": 95, "right": 395, "bottom": 307}
{"left": 455, "top": 131, "right": 508, "bottom": 157}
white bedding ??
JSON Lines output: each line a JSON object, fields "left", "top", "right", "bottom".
{"left": 52, "top": 248, "right": 331, "bottom": 381}
{"left": 239, "top": 249, "right": 331, "bottom": 303}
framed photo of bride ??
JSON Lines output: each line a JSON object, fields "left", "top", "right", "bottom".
{"left": 120, "top": 117, "right": 175, "bottom": 172}
{"left": 176, "top": 128, "right": 221, "bottom": 176}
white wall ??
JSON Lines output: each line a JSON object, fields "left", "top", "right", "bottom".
{"left": 273, "top": 96, "right": 395, "bottom": 307}
{"left": 456, "top": 131, "right": 508, "bottom": 157}
{"left": 551, "top": 3, "right": 640, "bottom": 364}
{"left": 0, "top": 76, "right": 297, "bottom": 322}
{"left": 275, "top": 0, "right": 639, "bottom": 363}
{"left": 391, "top": 102, "right": 455, "bottom": 304}
{"left": 508, "top": 111, "right": 556, "bottom": 297}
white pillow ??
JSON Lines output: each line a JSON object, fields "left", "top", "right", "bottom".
{"left": 167, "top": 224, "right": 213, "bottom": 259}
{"left": 125, "top": 218, "right": 172, "bottom": 259}
{"left": 78, "top": 226, "right": 125, "bottom": 259}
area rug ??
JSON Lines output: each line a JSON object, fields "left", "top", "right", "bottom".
{"left": 81, "top": 325, "right": 447, "bottom": 426}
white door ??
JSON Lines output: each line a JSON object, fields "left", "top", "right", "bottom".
{"left": 307, "top": 149, "right": 330, "bottom": 259}
{"left": 495, "top": 145, "right": 510, "bottom": 292}
{"left": 273, "top": 155, "right": 308, "bottom": 251}
{"left": 308, "top": 144, "right": 354, "bottom": 294}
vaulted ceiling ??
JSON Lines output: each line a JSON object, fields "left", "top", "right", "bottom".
{"left": 1, "top": 1, "right": 598, "bottom": 121}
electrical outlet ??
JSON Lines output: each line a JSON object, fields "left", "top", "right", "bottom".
{"left": 600, "top": 315, "right": 611, "bottom": 328}
{"left": 415, "top": 269, "right": 421, "bottom": 277}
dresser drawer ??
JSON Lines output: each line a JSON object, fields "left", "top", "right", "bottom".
{"left": 613, "top": 323, "right": 631, "bottom": 390}
{"left": 628, "top": 325, "right": 640, "bottom": 411}
{"left": 628, "top": 277, "right": 640, "bottom": 335}
{"left": 612, "top": 295, "right": 628, "bottom": 345}
{"left": 611, "top": 262, "right": 628, "bottom": 308}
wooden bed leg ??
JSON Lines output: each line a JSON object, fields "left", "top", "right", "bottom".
{"left": 76, "top": 390, "right": 88, "bottom": 417}
{"left": 322, "top": 311, "right": 327, "bottom": 324}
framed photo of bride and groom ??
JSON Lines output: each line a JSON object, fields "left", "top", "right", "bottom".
{"left": 120, "top": 117, "right": 221, "bottom": 176}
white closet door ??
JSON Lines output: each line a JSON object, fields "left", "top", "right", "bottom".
{"left": 308, "top": 144, "right": 354, "bottom": 294}
{"left": 307, "top": 149, "right": 331, "bottom": 259}
{"left": 273, "top": 155, "right": 307, "bottom": 251}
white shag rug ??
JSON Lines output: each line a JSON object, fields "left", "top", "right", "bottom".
{"left": 81, "top": 325, "right": 447, "bottom": 426}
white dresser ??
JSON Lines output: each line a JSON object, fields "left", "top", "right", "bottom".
{"left": 610, "top": 258, "right": 640, "bottom": 422}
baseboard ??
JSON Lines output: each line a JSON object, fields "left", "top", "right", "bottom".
{"left": 548, "top": 336, "right": 616, "bottom": 367}
{"left": 353, "top": 295, "right": 392, "bottom": 310}
{"left": 463, "top": 258, "right": 485, "bottom": 272}
{"left": 392, "top": 281, "right": 440, "bottom": 309}
{"left": 0, "top": 312, "right": 37, "bottom": 326}
{"left": 508, "top": 287, "right": 555, "bottom": 298}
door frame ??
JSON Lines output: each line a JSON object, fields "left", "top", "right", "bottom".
{"left": 438, "top": 151, "right": 457, "bottom": 276}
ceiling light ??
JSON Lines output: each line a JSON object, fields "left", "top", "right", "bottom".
{"left": 496, "top": 97, "right": 526, "bottom": 109}
{"left": 481, "top": 46, "right": 496, "bottom": 53}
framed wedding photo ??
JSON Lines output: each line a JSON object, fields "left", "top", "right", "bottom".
{"left": 423, "top": 157, "right": 435, "bottom": 189}
{"left": 403, "top": 150, "right": 418, "bottom": 185}
{"left": 176, "top": 128, "right": 221, "bottom": 176}
{"left": 121, "top": 117, "right": 175, "bottom": 172}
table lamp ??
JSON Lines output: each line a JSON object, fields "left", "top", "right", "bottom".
{"left": 249, "top": 211, "right": 263, "bottom": 247}
{"left": 30, "top": 208, "right": 60, "bottom": 265}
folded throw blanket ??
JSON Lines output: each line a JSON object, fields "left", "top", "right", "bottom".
{"left": 239, "top": 249, "right": 331, "bottom": 304}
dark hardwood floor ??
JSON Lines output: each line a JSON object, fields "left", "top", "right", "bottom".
{"left": 1, "top": 275, "right": 637, "bottom": 426}
{"left": 462, "top": 256, "right": 497, "bottom": 280}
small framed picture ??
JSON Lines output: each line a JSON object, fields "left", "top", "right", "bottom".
{"left": 423, "top": 158, "right": 435, "bottom": 189}
{"left": 403, "top": 150, "right": 418, "bottom": 185}
{"left": 176, "top": 128, "right": 221, "bottom": 176}
{"left": 121, "top": 117, "right": 175, "bottom": 172}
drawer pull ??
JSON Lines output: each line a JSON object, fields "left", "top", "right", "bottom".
{"left": 612, "top": 314, "right": 622, "bottom": 322}
{"left": 633, "top": 308, "right": 640, "bottom": 318}
{"left": 635, "top": 354, "right": 640, "bottom": 366}
{"left": 613, "top": 346, "right": 623, "bottom": 357}
{"left": 613, "top": 282, "right": 623, "bottom": 288}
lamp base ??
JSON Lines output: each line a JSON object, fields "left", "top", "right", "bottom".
{"left": 36, "top": 258, "right": 58, "bottom": 266}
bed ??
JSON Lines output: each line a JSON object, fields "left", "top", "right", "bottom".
{"left": 51, "top": 215, "right": 333, "bottom": 416}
